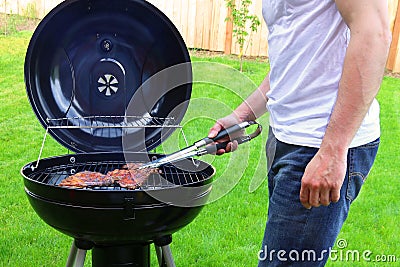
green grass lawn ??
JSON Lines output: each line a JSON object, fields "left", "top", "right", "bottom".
{"left": 0, "top": 31, "right": 399, "bottom": 266}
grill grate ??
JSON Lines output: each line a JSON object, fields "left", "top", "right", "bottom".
{"left": 46, "top": 116, "right": 181, "bottom": 129}
{"left": 27, "top": 160, "right": 212, "bottom": 190}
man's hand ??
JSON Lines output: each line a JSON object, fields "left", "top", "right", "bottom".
{"left": 208, "top": 113, "right": 242, "bottom": 155}
{"left": 299, "top": 147, "right": 347, "bottom": 209}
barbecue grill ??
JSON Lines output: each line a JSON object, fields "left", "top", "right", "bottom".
{"left": 22, "top": 152, "right": 214, "bottom": 266}
{"left": 20, "top": 0, "right": 261, "bottom": 266}
{"left": 20, "top": 0, "right": 213, "bottom": 266}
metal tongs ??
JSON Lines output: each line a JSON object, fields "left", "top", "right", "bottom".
{"left": 139, "top": 121, "right": 262, "bottom": 169}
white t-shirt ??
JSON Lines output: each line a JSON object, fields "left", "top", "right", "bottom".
{"left": 262, "top": 0, "right": 380, "bottom": 148}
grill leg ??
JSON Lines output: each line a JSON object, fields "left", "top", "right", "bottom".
{"left": 155, "top": 244, "right": 176, "bottom": 267}
{"left": 155, "top": 245, "right": 163, "bottom": 265}
{"left": 66, "top": 241, "right": 87, "bottom": 267}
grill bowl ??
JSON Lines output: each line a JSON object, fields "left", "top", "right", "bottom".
{"left": 21, "top": 152, "right": 214, "bottom": 245}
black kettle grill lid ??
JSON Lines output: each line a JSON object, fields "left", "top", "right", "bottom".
{"left": 25, "top": 0, "right": 192, "bottom": 153}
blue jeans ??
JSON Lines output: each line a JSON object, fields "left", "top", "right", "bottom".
{"left": 258, "top": 129, "right": 379, "bottom": 266}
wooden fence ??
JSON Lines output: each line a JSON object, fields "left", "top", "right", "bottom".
{"left": 2, "top": 0, "right": 400, "bottom": 72}
{"left": 146, "top": 0, "right": 269, "bottom": 57}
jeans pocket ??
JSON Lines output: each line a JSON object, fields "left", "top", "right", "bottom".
{"left": 345, "top": 138, "right": 380, "bottom": 202}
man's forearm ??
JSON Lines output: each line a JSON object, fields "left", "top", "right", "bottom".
{"left": 233, "top": 74, "right": 270, "bottom": 122}
{"left": 208, "top": 73, "right": 270, "bottom": 150}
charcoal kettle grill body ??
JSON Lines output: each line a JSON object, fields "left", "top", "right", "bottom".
{"left": 20, "top": 0, "right": 214, "bottom": 266}
{"left": 22, "top": 152, "right": 214, "bottom": 244}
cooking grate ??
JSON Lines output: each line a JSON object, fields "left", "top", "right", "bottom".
{"left": 46, "top": 115, "right": 181, "bottom": 129}
{"left": 26, "top": 160, "right": 213, "bottom": 190}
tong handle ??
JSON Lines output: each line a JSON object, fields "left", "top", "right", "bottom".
{"left": 211, "top": 123, "right": 247, "bottom": 142}
{"left": 203, "top": 140, "right": 238, "bottom": 155}
{"left": 199, "top": 121, "right": 258, "bottom": 147}
{"left": 139, "top": 121, "right": 262, "bottom": 169}
{"left": 202, "top": 122, "right": 262, "bottom": 155}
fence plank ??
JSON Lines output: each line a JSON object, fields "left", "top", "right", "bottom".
{"left": 250, "top": 0, "right": 262, "bottom": 56}
{"left": 179, "top": 0, "right": 189, "bottom": 46}
{"left": 186, "top": 0, "right": 196, "bottom": 48}
{"left": 259, "top": 20, "right": 269, "bottom": 57}
{"left": 389, "top": 0, "right": 399, "bottom": 32}
{"left": 210, "top": 0, "right": 224, "bottom": 52}
{"left": 388, "top": 0, "right": 400, "bottom": 72}
{"left": 202, "top": 0, "right": 212, "bottom": 50}
{"left": 194, "top": 0, "right": 204, "bottom": 48}
{"left": 224, "top": 4, "right": 233, "bottom": 54}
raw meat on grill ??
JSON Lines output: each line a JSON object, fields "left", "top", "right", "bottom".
{"left": 59, "top": 171, "right": 114, "bottom": 188}
{"left": 107, "top": 169, "right": 141, "bottom": 189}
{"left": 121, "top": 163, "right": 160, "bottom": 176}
{"left": 59, "top": 164, "right": 159, "bottom": 189}
{"left": 108, "top": 165, "right": 159, "bottom": 189}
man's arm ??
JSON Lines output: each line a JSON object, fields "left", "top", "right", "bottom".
{"left": 299, "top": 0, "right": 391, "bottom": 209}
{"left": 208, "top": 74, "right": 270, "bottom": 153}
{"left": 231, "top": 73, "right": 270, "bottom": 122}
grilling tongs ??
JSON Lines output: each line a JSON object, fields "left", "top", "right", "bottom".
{"left": 139, "top": 121, "right": 262, "bottom": 169}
